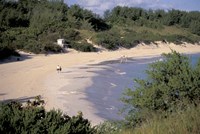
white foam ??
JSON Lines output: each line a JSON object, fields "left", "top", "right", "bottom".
{"left": 110, "top": 83, "right": 117, "bottom": 87}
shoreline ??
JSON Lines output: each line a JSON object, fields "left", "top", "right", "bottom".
{"left": 1, "top": 42, "right": 200, "bottom": 125}
{"left": 44, "top": 64, "right": 109, "bottom": 125}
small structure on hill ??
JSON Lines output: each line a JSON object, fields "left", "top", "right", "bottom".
{"left": 57, "top": 39, "right": 68, "bottom": 48}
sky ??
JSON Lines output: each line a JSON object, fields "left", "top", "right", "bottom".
{"left": 64, "top": 0, "right": 200, "bottom": 16}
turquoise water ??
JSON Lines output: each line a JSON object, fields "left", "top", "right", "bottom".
{"left": 84, "top": 53, "right": 200, "bottom": 121}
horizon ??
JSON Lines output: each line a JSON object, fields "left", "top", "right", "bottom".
{"left": 65, "top": 0, "right": 200, "bottom": 16}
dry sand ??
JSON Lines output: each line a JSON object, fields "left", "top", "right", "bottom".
{"left": 0, "top": 42, "right": 200, "bottom": 125}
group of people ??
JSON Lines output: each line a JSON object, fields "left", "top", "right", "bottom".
{"left": 56, "top": 65, "right": 62, "bottom": 73}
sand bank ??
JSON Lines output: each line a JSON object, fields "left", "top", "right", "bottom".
{"left": 0, "top": 42, "right": 200, "bottom": 125}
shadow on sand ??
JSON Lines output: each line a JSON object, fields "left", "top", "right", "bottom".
{"left": 0, "top": 93, "right": 7, "bottom": 96}
{"left": 0, "top": 53, "right": 33, "bottom": 64}
{"left": 0, "top": 96, "right": 40, "bottom": 104}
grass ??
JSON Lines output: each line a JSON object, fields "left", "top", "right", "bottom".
{"left": 121, "top": 105, "right": 200, "bottom": 134}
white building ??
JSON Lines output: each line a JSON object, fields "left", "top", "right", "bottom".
{"left": 57, "top": 39, "right": 67, "bottom": 48}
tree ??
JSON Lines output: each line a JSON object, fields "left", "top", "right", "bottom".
{"left": 163, "top": 9, "right": 183, "bottom": 26}
{"left": 189, "top": 20, "right": 200, "bottom": 36}
{"left": 180, "top": 12, "right": 191, "bottom": 28}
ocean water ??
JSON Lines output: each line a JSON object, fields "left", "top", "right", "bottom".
{"left": 83, "top": 53, "right": 200, "bottom": 121}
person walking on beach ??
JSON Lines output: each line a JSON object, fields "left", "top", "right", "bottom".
{"left": 57, "top": 65, "right": 62, "bottom": 73}
{"left": 57, "top": 65, "right": 60, "bottom": 73}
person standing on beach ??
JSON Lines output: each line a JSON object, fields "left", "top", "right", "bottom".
{"left": 57, "top": 65, "right": 59, "bottom": 73}
{"left": 57, "top": 65, "right": 62, "bottom": 73}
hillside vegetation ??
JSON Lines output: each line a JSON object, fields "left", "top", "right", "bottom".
{"left": 1, "top": 0, "right": 200, "bottom": 59}
{"left": 0, "top": 0, "right": 109, "bottom": 59}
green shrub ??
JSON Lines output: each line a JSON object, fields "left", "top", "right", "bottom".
{"left": 95, "top": 31, "right": 120, "bottom": 50}
{"left": 63, "top": 29, "right": 81, "bottom": 41}
{"left": 95, "top": 30, "right": 161, "bottom": 49}
{"left": 119, "top": 39, "right": 139, "bottom": 48}
{"left": 23, "top": 40, "right": 42, "bottom": 54}
{"left": 189, "top": 20, "right": 200, "bottom": 36}
{"left": 69, "top": 41, "right": 96, "bottom": 52}
{"left": 135, "top": 19, "right": 164, "bottom": 29}
{"left": 13, "top": 33, "right": 38, "bottom": 50}
{"left": 95, "top": 121, "right": 123, "bottom": 134}
{"left": 163, "top": 34, "right": 195, "bottom": 44}
{"left": 39, "top": 32, "right": 60, "bottom": 43}
{"left": 42, "top": 42, "right": 63, "bottom": 53}
{"left": 0, "top": 100, "right": 95, "bottom": 134}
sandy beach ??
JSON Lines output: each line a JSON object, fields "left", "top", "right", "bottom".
{"left": 1, "top": 42, "right": 200, "bottom": 125}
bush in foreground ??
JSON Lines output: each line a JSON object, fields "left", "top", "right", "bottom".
{"left": 0, "top": 97, "right": 95, "bottom": 134}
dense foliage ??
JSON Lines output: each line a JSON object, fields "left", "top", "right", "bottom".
{"left": 1, "top": 0, "right": 200, "bottom": 55}
{"left": 0, "top": 0, "right": 108, "bottom": 56}
{"left": 121, "top": 51, "right": 200, "bottom": 127}
{"left": 0, "top": 97, "right": 95, "bottom": 134}
{"left": 105, "top": 7, "right": 200, "bottom": 35}
{"left": 69, "top": 41, "right": 97, "bottom": 52}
